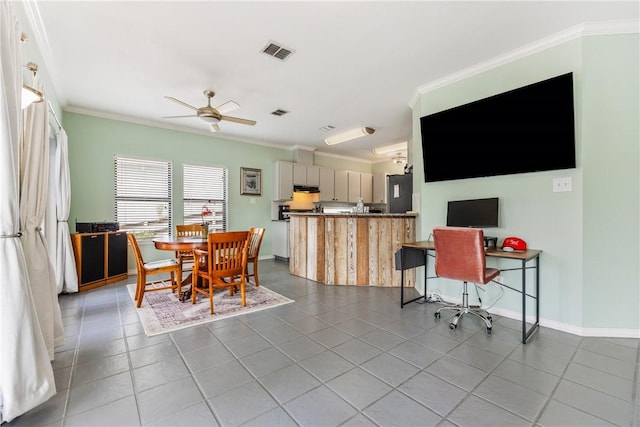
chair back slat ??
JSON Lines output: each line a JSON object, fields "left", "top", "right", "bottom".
{"left": 247, "top": 227, "right": 266, "bottom": 258}
{"left": 206, "top": 231, "right": 249, "bottom": 278}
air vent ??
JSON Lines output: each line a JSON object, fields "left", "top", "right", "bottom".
{"left": 319, "top": 125, "right": 335, "bottom": 132}
{"left": 271, "top": 109, "right": 289, "bottom": 116}
{"left": 262, "top": 41, "right": 294, "bottom": 61}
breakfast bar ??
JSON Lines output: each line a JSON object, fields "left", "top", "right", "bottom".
{"left": 288, "top": 212, "right": 417, "bottom": 287}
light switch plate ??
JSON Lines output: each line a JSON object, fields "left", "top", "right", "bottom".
{"left": 553, "top": 177, "right": 572, "bottom": 192}
{"left": 249, "top": 198, "right": 256, "bottom": 204}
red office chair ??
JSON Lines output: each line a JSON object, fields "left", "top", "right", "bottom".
{"left": 433, "top": 226, "right": 500, "bottom": 334}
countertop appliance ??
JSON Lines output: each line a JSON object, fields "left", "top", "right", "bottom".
{"left": 387, "top": 173, "right": 413, "bottom": 213}
{"left": 278, "top": 204, "right": 290, "bottom": 220}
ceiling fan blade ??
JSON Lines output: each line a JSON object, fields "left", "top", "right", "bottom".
{"left": 210, "top": 124, "right": 220, "bottom": 132}
{"left": 164, "top": 96, "right": 198, "bottom": 111}
{"left": 220, "top": 115, "right": 256, "bottom": 126}
{"left": 162, "top": 114, "right": 197, "bottom": 119}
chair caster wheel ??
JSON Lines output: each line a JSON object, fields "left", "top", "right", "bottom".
{"left": 449, "top": 323, "right": 457, "bottom": 330}
{"left": 434, "top": 312, "right": 440, "bottom": 319}
{"left": 486, "top": 327, "right": 492, "bottom": 335}
{"left": 487, "top": 315, "right": 493, "bottom": 321}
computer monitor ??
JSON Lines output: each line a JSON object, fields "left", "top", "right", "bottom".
{"left": 446, "top": 197, "right": 499, "bottom": 228}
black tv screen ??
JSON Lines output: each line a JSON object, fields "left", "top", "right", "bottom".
{"left": 421, "top": 73, "right": 576, "bottom": 182}
{"left": 447, "top": 197, "right": 499, "bottom": 228}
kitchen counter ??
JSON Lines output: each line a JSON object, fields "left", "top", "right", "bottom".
{"left": 288, "top": 213, "right": 416, "bottom": 287}
{"left": 287, "top": 212, "right": 417, "bottom": 217}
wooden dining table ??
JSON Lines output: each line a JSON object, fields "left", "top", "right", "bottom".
{"left": 153, "top": 236, "right": 209, "bottom": 301}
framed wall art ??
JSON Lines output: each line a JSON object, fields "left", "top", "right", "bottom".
{"left": 240, "top": 167, "right": 262, "bottom": 195}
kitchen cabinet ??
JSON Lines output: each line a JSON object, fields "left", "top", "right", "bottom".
{"left": 347, "top": 172, "right": 373, "bottom": 203}
{"left": 293, "top": 163, "right": 307, "bottom": 186}
{"left": 361, "top": 172, "right": 373, "bottom": 203}
{"left": 272, "top": 220, "right": 290, "bottom": 261}
{"left": 372, "top": 173, "right": 386, "bottom": 203}
{"left": 347, "top": 171, "right": 361, "bottom": 202}
{"left": 334, "top": 170, "right": 348, "bottom": 202}
{"left": 319, "top": 167, "right": 335, "bottom": 201}
{"left": 273, "top": 161, "right": 293, "bottom": 200}
{"left": 293, "top": 163, "right": 320, "bottom": 187}
{"left": 71, "top": 231, "right": 128, "bottom": 291}
{"left": 306, "top": 165, "right": 320, "bottom": 186}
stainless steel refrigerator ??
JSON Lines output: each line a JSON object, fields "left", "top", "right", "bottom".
{"left": 387, "top": 173, "right": 413, "bottom": 213}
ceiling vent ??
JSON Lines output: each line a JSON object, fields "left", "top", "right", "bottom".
{"left": 262, "top": 41, "right": 294, "bottom": 61}
{"left": 271, "top": 109, "right": 289, "bottom": 116}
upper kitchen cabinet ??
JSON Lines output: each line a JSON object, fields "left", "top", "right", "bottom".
{"left": 347, "top": 171, "right": 373, "bottom": 203}
{"left": 334, "top": 170, "right": 348, "bottom": 202}
{"left": 273, "top": 161, "right": 293, "bottom": 200}
{"left": 372, "top": 173, "right": 386, "bottom": 203}
{"left": 293, "top": 163, "right": 320, "bottom": 187}
{"left": 361, "top": 172, "right": 373, "bottom": 203}
{"left": 319, "top": 167, "right": 335, "bottom": 201}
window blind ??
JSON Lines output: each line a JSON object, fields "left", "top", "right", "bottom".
{"left": 183, "top": 163, "right": 228, "bottom": 231}
{"left": 114, "top": 156, "right": 172, "bottom": 238}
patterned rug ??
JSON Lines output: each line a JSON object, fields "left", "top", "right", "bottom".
{"left": 127, "top": 283, "right": 294, "bottom": 336}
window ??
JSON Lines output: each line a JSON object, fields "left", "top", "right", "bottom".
{"left": 114, "top": 156, "right": 172, "bottom": 238}
{"left": 183, "top": 163, "right": 228, "bottom": 231}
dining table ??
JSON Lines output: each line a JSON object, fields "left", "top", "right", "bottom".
{"left": 153, "top": 236, "right": 209, "bottom": 301}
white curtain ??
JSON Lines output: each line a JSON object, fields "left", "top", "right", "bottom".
{"left": 20, "top": 74, "right": 65, "bottom": 359}
{"left": 0, "top": 1, "right": 56, "bottom": 422}
{"left": 47, "top": 127, "right": 78, "bottom": 293}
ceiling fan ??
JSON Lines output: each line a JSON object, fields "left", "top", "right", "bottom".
{"left": 163, "top": 90, "right": 256, "bottom": 132}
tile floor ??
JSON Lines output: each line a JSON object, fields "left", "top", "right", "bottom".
{"left": 7, "top": 260, "right": 640, "bottom": 426}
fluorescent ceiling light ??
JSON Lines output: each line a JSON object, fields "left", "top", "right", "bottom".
{"left": 21, "top": 85, "right": 43, "bottom": 109}
{"left": 324, "top": 127, "right": 375, "bottom": 145}
{"left": 371, "top": 141, "right": 407, "bottom": 156}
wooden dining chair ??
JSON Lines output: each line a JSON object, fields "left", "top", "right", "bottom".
{"left": 127, "top": 233, "right": 182, "bottom": 308}
{"left": 191, "top": 231, "right": 250, "bottom": 314}
{"left": 245, "top": 227, "right": 266, "bottom": 286}
{"left": 175, "top": 224, "right": 202, "bottom": 270}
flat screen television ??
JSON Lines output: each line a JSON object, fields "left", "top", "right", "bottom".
{"left": 420, "top": 73, "right": 576, "bottom": 182}
{"left": 447, "top": 197, "right": 499, "bottom": 228}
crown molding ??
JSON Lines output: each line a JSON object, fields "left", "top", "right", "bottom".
{"left": 409, "top": 19, "right": 639, "bottom": 107}
{"left": 314, "top": 150, "right": 375, "bottom": 165}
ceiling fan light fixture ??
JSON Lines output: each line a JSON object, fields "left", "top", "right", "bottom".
{"left": 198, "top": 114, "right": 220, "bottom": 124}
{"left": 324, "top": 127, "right": 375, "bottom": 145}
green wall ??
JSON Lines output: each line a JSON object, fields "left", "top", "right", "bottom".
{"left": 412, "top": 33, "right": 639, "bottom": 333}
{"left": 64, "top": 113, "right": 292, "bottom": 261}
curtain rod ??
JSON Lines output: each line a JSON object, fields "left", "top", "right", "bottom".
{"left": 47, "top": 100, "right": 62, "bottom": 130}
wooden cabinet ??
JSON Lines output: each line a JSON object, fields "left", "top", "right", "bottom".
{"left": 273, "top": 161, "right": 293, "bottom": 200}
{"left": 306, "top": 165, "right": 320, "bottom": 186}
{"left": 319, "top": 167, "right": 335, "bottom": 201}
{"left": 334, "top": 170, "right": 348, "bottom": 202}
{"left": 72, "top": 231, "right": 128, "bottom": 291}
{"left": 347, "top": 172, "right": 373, "bottom": 203}
{"left": 293, "top": 163, "right": 307, "bottom": 186}
{"left": 361, "top": 173, "right": 373, "bottom": 203}
{"left": 373, "top": 173, "right": 386, "bottom": 203}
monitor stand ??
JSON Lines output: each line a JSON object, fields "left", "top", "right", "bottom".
{"left": 484, "top": 236, "right": 498, "bottom": 249}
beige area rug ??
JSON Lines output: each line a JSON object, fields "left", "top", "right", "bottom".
{"left": 128, "top": 283, "right": 294, "bottom": 336}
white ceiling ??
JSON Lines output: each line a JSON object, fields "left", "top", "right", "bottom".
{"left": 27, "top": 1, "right": 638, "bottom": 161}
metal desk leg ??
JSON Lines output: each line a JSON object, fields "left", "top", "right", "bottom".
{"left": 521, "top": 259, "right": 526, "bottom": 344}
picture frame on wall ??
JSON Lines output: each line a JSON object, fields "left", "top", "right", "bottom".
{"left": 240, "top": 167, "right": 261, "bottom": 196}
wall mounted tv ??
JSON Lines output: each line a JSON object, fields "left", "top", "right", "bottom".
{"left": 420, "top": 72, "right": 576, "bottom": 183}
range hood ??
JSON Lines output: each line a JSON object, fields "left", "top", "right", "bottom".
{"left": 294, "top": 185, "right": 320, "bottom": 194}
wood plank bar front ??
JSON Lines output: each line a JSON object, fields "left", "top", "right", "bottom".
{"left": 288, "top": 213, "right": 416, "bottom": 287}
